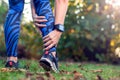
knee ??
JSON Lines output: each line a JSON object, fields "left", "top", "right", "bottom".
{"left": 9, "top": 0, "right": 24, "bottom": 12}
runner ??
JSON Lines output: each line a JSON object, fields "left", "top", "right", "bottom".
{"left": 4, "top": 0, "right": 68, "bottom": 73}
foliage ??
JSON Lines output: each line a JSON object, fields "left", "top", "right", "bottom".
{"left": 57, "top": 0, "right": 120, "bottom": 62}
{"left": 0, "top": 0, "right": 120, "bottom": 62}
{"left": 0, "top": 0, "right": 8, "bottom": 25}
{"left": 18, "top": 23, "right": 43, "bottom": 59}
{"left": 0, "top": 0, "right": 8, "bottom": 56}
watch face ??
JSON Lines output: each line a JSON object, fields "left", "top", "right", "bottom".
{"left": 59, "top": 25, "right": 64, "bottom": 31}
{"left": 55, "top": 24, "right": 64, "bottom": 32}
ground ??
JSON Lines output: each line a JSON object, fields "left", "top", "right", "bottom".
{"left": 0, "top": 59, "right": 120, "bottom": 80}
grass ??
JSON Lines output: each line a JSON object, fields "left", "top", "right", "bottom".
{"left": 0, "top": 59, "right": 120, "bottom": 80}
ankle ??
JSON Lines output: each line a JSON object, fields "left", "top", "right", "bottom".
{"left": 7, "top": 56, "right": 18, "bottom": 63}
{"left": 51, "top": 52, "right": 56, "bottom": 57}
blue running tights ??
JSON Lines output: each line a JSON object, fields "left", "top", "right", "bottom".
{"left": 4, "top": 0, "right": 56, "bottom": 57}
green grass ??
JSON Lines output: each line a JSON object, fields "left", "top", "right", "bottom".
{"left": 0, "top": 59, "right": 120, "bottom": 80}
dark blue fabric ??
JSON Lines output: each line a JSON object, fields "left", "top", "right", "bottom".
{"left": 4, "top": 0, "right": 24, "bottom": 57}
{"left": 33, "top": 0, "right": 56, "bottom": 53}
{"left": 4, "top": 0, "right": 56, "bottom": 57}
{"left": 9, "top": 0, "right": 24, "bottom": 12}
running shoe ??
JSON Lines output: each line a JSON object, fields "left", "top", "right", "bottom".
{"left": 5, "top": 61, "right": 19, "bottom": 69}
{"left": 40, "top": 51, "right": 59, "bottom": 73}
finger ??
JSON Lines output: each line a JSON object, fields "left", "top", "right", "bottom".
{"left": 45, "top": 43, "right": 55, "bottom": 50}
{"left": 43, "top": 35, "right": 49, "bottom": 40}
{"left": 44, "top": 40, "right": 53, "bottom": 47}
{"left": 36, "top": 16, "right": 46, "bottom": 19}
{"left": 55, "top": 44, "right": 58, "bottom": 47}
{"left": 34, "top": 19, "right": 47, "bottom": 23}
{"left": 43, "top": 37, "right": 51, "bottom": 43}
{"left": 35, "top": 23, "right": 46, "bottom": 27}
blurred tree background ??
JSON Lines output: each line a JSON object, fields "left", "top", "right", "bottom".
{"left": 0, "top": 0, "right": 120, "bottom": 63}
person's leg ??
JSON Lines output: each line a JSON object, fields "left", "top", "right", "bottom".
{"left": 4, "top": 0, "right": 24, "bottom": 65}
{"left": 33, "top": 0, "right": 58, "bottom": 72}
{"left": 33, "top": 0, "right": 56, "bottom": 53}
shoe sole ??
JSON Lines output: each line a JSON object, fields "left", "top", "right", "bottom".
{"left": 39, "top": 58, "right": 59, "bottom": 73}
{"left": 40, "top": 60, "right": 51, "bottom": 71}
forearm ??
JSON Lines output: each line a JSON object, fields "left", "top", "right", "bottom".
{"left": 54, "top": 0, "right": 69, "bottom": 25}
{"left": 31, "top": 0, "right": 36, "bottom": 18}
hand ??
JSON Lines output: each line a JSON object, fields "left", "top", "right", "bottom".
{"left": 43, "top": 30, "right": 62, "bottom": 50}
{"left": 33, "top": 15, "right": 47, "bottom": 28}
{"left": 32, "top": 15, "right": 47, "bottom": 34}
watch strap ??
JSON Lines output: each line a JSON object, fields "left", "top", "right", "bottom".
{"left": 54, "top": 24, "right": 64, "bottom": 32}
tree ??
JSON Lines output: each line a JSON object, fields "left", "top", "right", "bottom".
{"left": 0, "top": 0, "right": 8, "bottom": 56}
{"left": 0, "top": 0, "right": 8, "bottom": 25}
{"left": 0, "top": 0, "right": 120, "bottom": 63}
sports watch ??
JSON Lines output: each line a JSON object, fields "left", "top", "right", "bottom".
{"left": 54, "top": 24, "right": 64, "bottom": 32}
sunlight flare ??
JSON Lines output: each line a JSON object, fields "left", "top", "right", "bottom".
{"left": 106, "top": 0, "right": 120, "bottom": 7}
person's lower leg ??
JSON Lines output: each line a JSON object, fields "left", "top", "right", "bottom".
{"left": 33, "top": 0, "right": 56, "bottom": 54}
{"left": 4, "top": 0, "right": 24, "bottom": 62}
{"left": 7, "top": 57, "right": 18, "bottom": 63}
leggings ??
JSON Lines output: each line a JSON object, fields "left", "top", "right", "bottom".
{"left": 4, "top": 0, "right": 56, "bottom": 57}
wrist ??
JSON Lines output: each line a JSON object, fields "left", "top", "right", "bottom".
{"left": 54, "top": 24, "right": 64, "bottom": 32}
{"left": 32, "top": 14, "right": 37, "bottom": 19}
{"left": 55, "top": 29, "right": 62, "bottom": 33}
{"left": 55, "top": 29, "right": 63, "bottom": 34}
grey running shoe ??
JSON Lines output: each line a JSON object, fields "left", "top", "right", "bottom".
{"left": 40, "top": 51, "right": 59, "bottom": 73}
